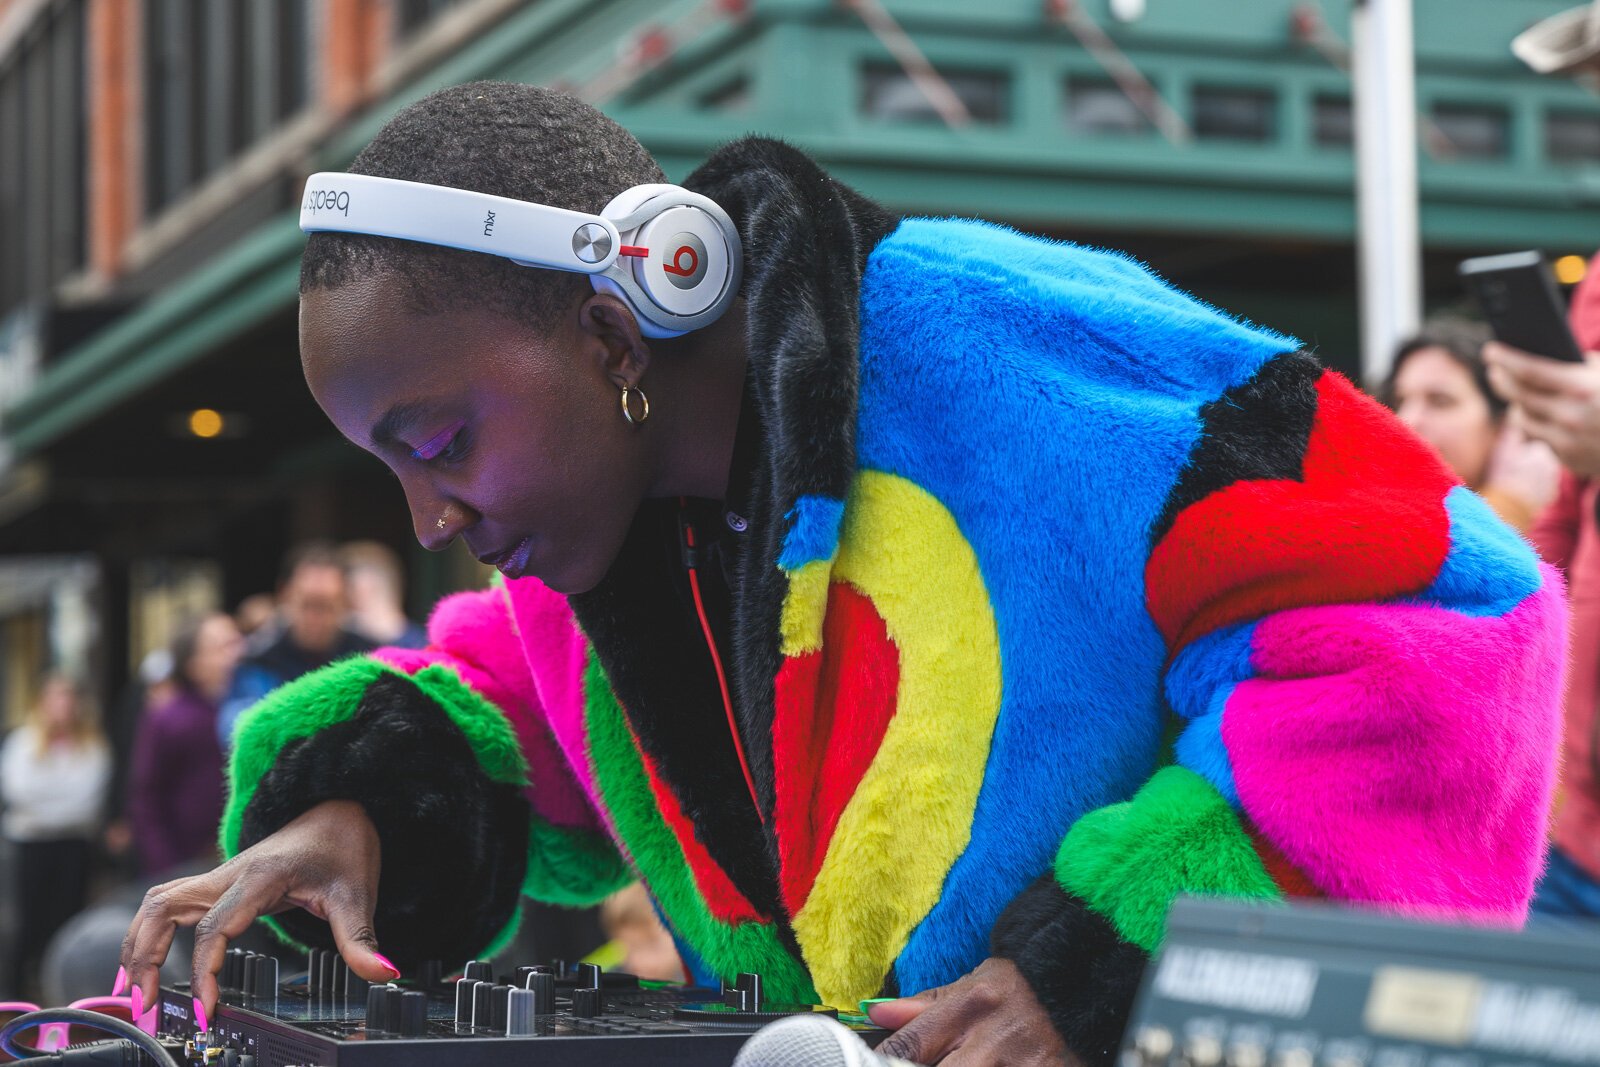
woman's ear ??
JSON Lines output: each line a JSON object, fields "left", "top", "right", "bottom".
{"left": 578, "top": 291, "right": 652, "bottom": 388}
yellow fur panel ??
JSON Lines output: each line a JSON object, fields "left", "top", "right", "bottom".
{"left": 791, "top": 470, "right": 1003, "bottom": 1008}
{"left": 780, "top": 558, "right": 835, "bottom": 656}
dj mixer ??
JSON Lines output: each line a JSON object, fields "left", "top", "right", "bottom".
{"left": 157, "top": 951, "right": 885, "bottom": 1067}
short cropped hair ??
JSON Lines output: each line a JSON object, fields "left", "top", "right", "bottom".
{"left": 299, "top": 82, "right": 666, "bottom": 330}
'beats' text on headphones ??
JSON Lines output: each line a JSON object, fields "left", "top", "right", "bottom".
{"left": 298, "top": 173, "right": 742, "bottom": 338}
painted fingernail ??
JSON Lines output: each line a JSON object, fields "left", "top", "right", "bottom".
{"left": 112, "top": 967, "right": 127, "bottom": 996}
{"left": 373, "top": 952, "right": 401, "bottom": 980}
{"left": 860, "top": 997, "right": 896, "bottom": 1014}
{"left": 194, "top": 998, "right": 208, "bottom": 1033}
{"left": 130, "top": 985, "right": 142, "bottom": 1019}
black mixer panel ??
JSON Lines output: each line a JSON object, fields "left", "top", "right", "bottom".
{"left": 1122, "top": 898, "right": 1600, "bottom": 1067}
{"left": 158, "top": 951, "right": 882, "bottom": 1067}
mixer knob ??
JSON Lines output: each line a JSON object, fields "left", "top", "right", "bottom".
{"left": 527, "top": 971, "right": 555, "bottom": 1016}
{"left": 577, "top": 962, "right": 602, "bottom": 990}
{"left": 398, "top": 991, "right": 428, "bottom": 1037}
{"left": 385, "top": 986, "right": 406, "bottom": 1032}
{"left": 250, "top": 955, "right": 279, "bottom": 999}
{"left": 222, "top": 948, "right": 244, "bottom": 992}
{"left": 345, "top": 968, "right": 369, "bottom": 1001}
{"left": 365, "top": 983, "right": 390, "bottom": 1034}
{"left": 489, "top": 984, "right": 513, "bottom": 1032}
{"left": 319, "top": 952, "right": 337, "bottom": 997}
{"left": 572, "top": 987, "right": 602, "bottom": 1018}
{"left": 240, "top": 951, "right": 259, "bottom": 996}
{"left": 454, "top": 977, "right": 477, "bottom": 1026}
{"left": 463, "top": 960, "right": 493, "bottom": 983}
{"left": 418, "top": 960, "right": 444, "bottom": 990}
{"left": 506, "top": 988, "right": 536, "bottom": 1037}
{"left": 1134, "top": 1026, "right": 1175, "bottom": 1067}
{"left": 472, "top": 980, "right": 495, "bottom": 1029}
{"left": 514, "top": 966, "right": 539, "bottom": 988}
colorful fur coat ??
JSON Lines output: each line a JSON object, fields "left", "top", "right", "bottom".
{"left": 227, "top": 139, "right": 1567, "bottom": 1063}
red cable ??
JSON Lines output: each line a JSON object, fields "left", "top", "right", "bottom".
{"left": 682, "top": 518, "right": 766, "bottom": 825}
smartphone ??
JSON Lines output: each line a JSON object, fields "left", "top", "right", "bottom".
{"left": 1458, "top": 250, "right": 1585, "bottom": 362}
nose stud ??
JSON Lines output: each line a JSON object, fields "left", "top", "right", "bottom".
{"left": 436, "top": 517, "right": 447, "bottom": 530}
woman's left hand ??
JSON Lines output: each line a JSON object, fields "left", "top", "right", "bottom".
{"left": 867, "top": 957, "right": 1075, "bottom": 1066}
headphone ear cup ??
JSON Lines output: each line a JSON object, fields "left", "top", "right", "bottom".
{"left": 598, "top": 186, "right": 742, "bottom": 337}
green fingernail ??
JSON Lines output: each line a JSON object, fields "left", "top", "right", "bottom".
{"left": 860, "top": 998, "right": 895, "bottom": 1012}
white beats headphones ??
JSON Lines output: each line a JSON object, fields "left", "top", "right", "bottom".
{"left": 298, "top": 172, "right": 742, "bottom": 338}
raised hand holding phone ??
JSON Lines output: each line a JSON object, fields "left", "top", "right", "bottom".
{"left": 1485, "top": 341, "right": 1600, "bottom": 477}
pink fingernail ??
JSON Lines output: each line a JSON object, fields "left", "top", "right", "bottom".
{"left": 373, "top": 952, "right": 401, "bottom": 979}
{"left": 112, "top": 967, "right": 127, "bottom": 996}
{"left": 194, "top": 997, "right": 208, "bottom": 1033}
{"left": 130, "top": 985, "right": 142, "bottom": 1019}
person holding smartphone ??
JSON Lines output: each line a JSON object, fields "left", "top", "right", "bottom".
{"left": 1487, "top": 251, "right": 1600, "bottom": 918}
{"left": 1485, "top": 253, "right": 1600, "bottom": 477}
{"left": 1385, "top": 318, "right": 1561, "bottom": 533}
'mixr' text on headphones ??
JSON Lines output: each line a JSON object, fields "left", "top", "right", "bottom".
{"left": 298, "top": 173, "right": 742, "bottom": 338}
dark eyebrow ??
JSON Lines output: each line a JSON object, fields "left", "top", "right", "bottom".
{"left": 369, "top": 401, "right": 430, "bottom": 451}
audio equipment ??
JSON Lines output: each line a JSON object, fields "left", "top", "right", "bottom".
{"left": 299, "top": 173, "right": 742, "bottom": 338}
{"left": 1122, "top": 897, "right": 1600, "bottom": 1067}
{"left": 157, "top": 953, "right": 882, "bottom": 1067}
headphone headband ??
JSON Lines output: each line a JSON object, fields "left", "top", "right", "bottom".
{"left": 298, "top": 172, "right": 741, "bottom": 338}
{"left": 300, "top": 173, "right": 623, "bottom": 273}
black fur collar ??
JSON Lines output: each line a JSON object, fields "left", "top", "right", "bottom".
{"left": 567, "top": 138, "right": 898, "bottom": 927}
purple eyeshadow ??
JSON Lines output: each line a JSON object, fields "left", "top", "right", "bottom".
{"left": 411, "top": 420, "right": 465, "bottom": 461}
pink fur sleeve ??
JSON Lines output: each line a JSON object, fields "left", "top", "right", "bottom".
{"left": 373, "top": 587, "right": 602, "bottom": 833}
{"left": 1222, "top": 570, "right": 1568, "bottom": 922}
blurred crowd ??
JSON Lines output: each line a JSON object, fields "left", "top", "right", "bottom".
{"left": 0, "top": 538, "right": 683, "bottom": 1003}
{"left": 2, "top": 251, "right": 1598, "bottom": 1002}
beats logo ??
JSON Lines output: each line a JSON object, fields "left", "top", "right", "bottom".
{"left": 661, "top": 232, "right": 707, "bottom": 289}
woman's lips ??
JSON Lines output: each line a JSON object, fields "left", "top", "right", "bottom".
{"left": 481, "top": 537, "right": 532, "bottom": 578}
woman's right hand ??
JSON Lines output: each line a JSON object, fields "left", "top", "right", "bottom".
{"left": 120, "top": 799, "right": 396, "bottom": 1024}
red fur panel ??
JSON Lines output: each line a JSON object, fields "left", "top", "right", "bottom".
{"left": 772, "top": 582, "right": 901, "bottom": 916}
{"left": 1147, "top": 371, "right": 1456, "bottom": 653}
{"left": 1246, "top": 824, "right": 1324, "bottom": 899}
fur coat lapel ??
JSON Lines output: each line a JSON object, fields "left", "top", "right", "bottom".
{"left": 566, "top": 138, "right": 899, "bottom": 926}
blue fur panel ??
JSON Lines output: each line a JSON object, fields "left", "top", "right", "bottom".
{"left": 1166, "top": 622, "right": 1256, "bottom": 809}
{"left": 778, "top": 494, "right": 848, "bottom": 570}
{"left": 854, "top": 217, "right": 1301, "bottom": 992}
{"left": 1417, "top": 487, "right": 1543, "bottom": 618}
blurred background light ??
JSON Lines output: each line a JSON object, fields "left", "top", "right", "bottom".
{"left": 187, "top": 408, "right": 224, "bottom": 439}
{"left": 1555, "top": 254, "right": 1589, "bottom": 286}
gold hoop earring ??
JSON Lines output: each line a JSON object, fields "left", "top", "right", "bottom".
{"left": 620, "top": 383, "right": 650, "bottom": 426}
